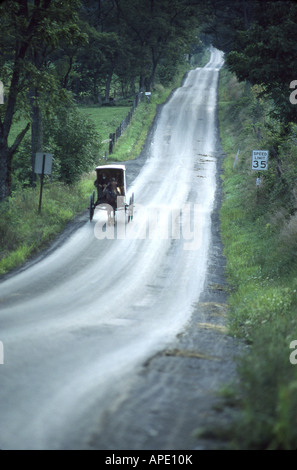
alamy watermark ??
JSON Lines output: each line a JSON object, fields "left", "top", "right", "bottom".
{"left": 0, "top": 81, "right": 4, "bottom": 104}
{"left": 289, "top": 340, "right": 297, "bottom": 365}
{"left": 289, "top": 80, "right": 297, "bottom": 104}
{"left": 93, "top": 201, "right": 205, "bottom": 251}
{"left": 0, "top": 341, "right": 4, "bottom": 365}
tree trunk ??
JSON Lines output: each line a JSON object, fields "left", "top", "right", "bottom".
{"left": 0, "top": 141, "right": 11, "bottom": 201}
{"left": 104, "top": 68, "right": 114, "bottom": 103}
{"left": 139, "top": 74, "right": 145, "bottom": 92}
{"left": 129, "top": 77, "right": 136, "bottom": 96}
{"left": 30, "top": 48, "right": 44, "bottom": 186}
{"left": 148, "top": 47, "right": 159, "bottom": 90}
{"left": 29, "top": 88, "right": 43, "bottom": 186}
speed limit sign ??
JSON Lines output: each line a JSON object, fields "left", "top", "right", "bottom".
{"left": 252, "top": 150, "right": 269, "bottom": 171}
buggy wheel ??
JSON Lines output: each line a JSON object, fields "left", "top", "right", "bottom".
{"left": 89, "top": 195, "right": 95, "bottom": 221}
{"left": 128, "top": 194, "right": 134, "bottom": 223}
{"left": 125, "top": 204, "right": 129, "bottom": 224}
{"left": 127, "top": 198, "right": 131, "bottom": 223}
{"left": 131, "top": 192, "right": 134, "bottom": 221}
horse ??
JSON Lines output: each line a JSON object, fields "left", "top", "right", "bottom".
{"left": 105, "top": 180, "right": 120, "bottom": 225}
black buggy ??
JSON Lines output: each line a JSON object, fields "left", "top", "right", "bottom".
{"left": 89, "top": 164, "right": 134, "bottom": 225}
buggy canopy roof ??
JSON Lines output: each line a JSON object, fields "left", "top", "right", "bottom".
{"left": 95, "top": 164, "right": 126, "bottom": 171}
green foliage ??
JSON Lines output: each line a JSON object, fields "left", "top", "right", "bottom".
{"left": 206, "top": 0, "right": 297, "bottom": 124}
{"left": 70, "top": 24, "right": 124, "bottom": 103}
{"left": 11, "top": 137, "right": 32, "bottom": 189}
{"left": 43, "top": 102, "right": 101, "bottom": 184}
{"left": 234, "top": 321, "right": 297, "bottom": 450}
{"left": 10, "top": 103, "right": 101, "bottom": 188}
{"left": 101, "top": 0, "right": 202, "bottom": 90}
{"left": 0, "top": 0, "right": 86, "bottom": 201}
{"left": 9, "top": 105, "right": 132, "bottom": 181}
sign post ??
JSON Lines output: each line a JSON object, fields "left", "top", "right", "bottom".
{"left": 35, "top": 153, "right": 53, "bottom": 214}
{"left": 233, "top": 149, "right": 240, "bottom": 168}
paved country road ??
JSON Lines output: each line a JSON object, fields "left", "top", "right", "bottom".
{"left": 0, "top": 49, "right": 240, "bottom": 450}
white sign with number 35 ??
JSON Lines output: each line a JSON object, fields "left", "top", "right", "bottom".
{"left": 252, "top": 150, "right": 269, "bottom": 171}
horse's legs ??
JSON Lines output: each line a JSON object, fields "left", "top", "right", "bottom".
{"left": 107, "top": 208, "right": 111, "bottom": 225}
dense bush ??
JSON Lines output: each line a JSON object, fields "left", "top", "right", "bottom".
{"left": 43, "top": 103, "right": 100, "bottom": 184}
{"left": 12, "top": 102, "right": 101, "bottom": 188}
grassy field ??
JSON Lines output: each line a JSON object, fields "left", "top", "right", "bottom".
{"left": 78, "top": 105, "right": 130, "bottom": 156}
{"left": 78, "top": 99, "right": 157, "bottom": 162}
{"left": 8, "top": 105, "right": 131, "bottom": 147}
{"left": 218, "top": 67, "right": 297, "bottom": 449}
{"left": 78, "top": 106, "right": 131, "bottom": 138}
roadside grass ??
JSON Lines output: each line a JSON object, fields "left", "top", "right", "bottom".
{"left": 218, "top": 67, "right": 297, "bottom": 449}
{"left": 0, "top": 176, "right": 95, "bottom": 275}
{"left": 108, "top": 90, "right": 165, "bottom": 162}
{"left": 78, "top": 106, "right": 131, "bottom": 138}
{"left": 1, "top": 51, "right": 211, "bottom": 277}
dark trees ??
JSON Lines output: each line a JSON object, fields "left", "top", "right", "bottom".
{"left": 202, "top": 0, "right": 297, "bottom": 125}
{"left": 0, "top": 0, "right": 82, "bottom": 201}
{"left": 114, "top": 0, "right": 200, "bottom": 91}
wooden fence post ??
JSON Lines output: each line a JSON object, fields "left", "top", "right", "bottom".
{"left": 108, "top": 92, "right": 145, "bottom": 155}
{"left": 109, "top": 133, "right": 113, "bottom": 154}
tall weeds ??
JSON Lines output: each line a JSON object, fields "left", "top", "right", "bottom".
{"left": 0, "top": 178, "right": 94, "bottom": 276}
